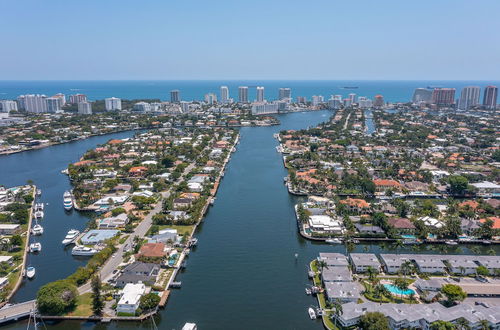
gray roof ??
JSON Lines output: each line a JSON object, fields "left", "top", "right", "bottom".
{"left": 123, "top": 262, "right": 159, "bottom": 275}
{"left": 318, "top": 253, "right": 349, "bottom": 267}
{"left": 324, "top": 281, "right": 362, "bottom": 301}
{"left": 349, "top": 253, "right": 381, "bottom": 268}
{"left": 321, "top": 266, "right": 352, "bottom": 282}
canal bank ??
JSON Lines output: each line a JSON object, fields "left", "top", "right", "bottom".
{"left": 1, "top": 110, "right": 499, "bottom": 329}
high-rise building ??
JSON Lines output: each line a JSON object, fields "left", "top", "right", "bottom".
{"left": 205, "top": 93, "right": 217, "bottom": 104}
{"left": 296, "top": 96, "right": 307, "bottom": 104}
{"left": 78, "top": 102, "right": 92, "bottom": 115}
{"left": 251, "top": 102, "right": 278, "bottom": 115}
{"left": 0, "top": 100, "right": 18, "bottom": 113}
{"left": 105, "top": 97, "right": 122, "bottom": 111}
{"left": 18, "top": 94, "right": 47, "bottom": 113}
{"left": 312, "top": 95, "right": 321, "bottom": 106}
{"left": 133, "top": 102, "right": 151, "bottom": 112}
{"left": 180, "top": 101, "right": 190, "bottom": 112}
{"left": 328, "top": 95, "right": 343, "bottom": 109}
{"left": 278, "top": 88, "right": 291, "bottom": 101}
{"left": 373, "top": 95, "right": 385, "bottom": 108}
{"left": 53, "top": 93, "right": 66, "bottom": 106}
{"left": 358, "top": 97, "right": 373, "bottom": 109}
{"left": 344, "top": 98, "right": 352, "bottom": 107}
{"left": 69, "top": 94, "right": 87, "bottom": 104}
{"left": 220, "top": 86, "right": 229, "bottom": 104}
{"left": 46, "top": 97, "right": 62, "bottom": 112}
{"left": 170, "top": 90, "right": 180, "bottom": 103}
{"left": 412, "top": 88, "right": 433, "bottom": 103}
{"left": 432, "top": 88, "right": 456, "bottom": 106}
{"left": 483, "top": 86, "right": 498, "bottom": 110}
{"left": 458, "top": 86, "right": 481, "bottom": 110}
{"left": 256, "top": 87, "right": 265, "bottom": 102}
{"left": 238, "top": 86, "right": 248, "bottom": 103}
{"left": 348, "top": 93, "right": 357, "bottom": 104}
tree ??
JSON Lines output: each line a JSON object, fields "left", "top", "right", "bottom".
{"left": 479, "top": 219, "right": 494, "bottom": 239}
{"left": 393, "top": 277, "right": 410, "bottom": 299}
{"left": 359, "top": 312, "right": 390, "bottom": 330}
{"left": 161, "top": 155, "right": 176, "bottom": 168}
{"left": 441, "top": 284, "right": 466, "bottom": 305}
{"left": 400, "top": 260, "right": 414, "bottom": 278}
{"left": 448, "top": 175, "right": 469, "bottom": 196}
{"left": 10, "top": 234, "right": 23, "bottom": 247}
{"left": 332, "top": 299, "right": 343, "bottom": 328}
{"left": 366, "top": 266, "right": 378, "bottom": 284}
{"left": 37, "top": 280, "right": 78, "bottom": 315}
{"left": 317, "top": 260, "right": 328, "bottom": 273}
{"left": 476, "top": 265, "right": 489, "bottom": 277}
{"left": 431, "top": 320, "right": 456, "bottom": 330}
{"left": 139, "top": 293, "right": 161, "bottom": 312}
{"left": 478, "top": 320, "right": 491, "bottom": 330}
{"left": 91, "top": 275, "right": 104, "bottom": 316}
{"left": 456, "top": 317, "right": 471, "bottom": 330}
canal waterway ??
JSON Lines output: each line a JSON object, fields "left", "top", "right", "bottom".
{"left": 2, "top": 110, "right": 498, "bottom": 329}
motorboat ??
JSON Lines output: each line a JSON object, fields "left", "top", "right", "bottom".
{"left": 182, "top": 323, "right": 197, "bottom": 330}
{"left": 31, "top": 224, "right": 44, "bottom": 235}
{"left": 62, "top": 229, "right": 80, "bottom": 245}
{"left": 35, "top": 203, "right": 44, "bottom": 211}
{"left": 445, "top": 240, "right": 458, "bottom": 245}
{"left": 26, "top": 266, "right": 36, "bottom": 279}
{"left": 36, "top": 189, "right": 42, "bottom": 196}
{"left": 71, "top": 245, "right": 98, "bottom": 256}
{"left": 305, "top": 287, "right": 312, "bottom": 295}
{"left": 34, "top": 210, "right": 44, "bottom": 219}
{"left": 325, "top": 238, "right": 342, "bottom": 244}
{"left": 29, "top": 242, "right": 42, "bottom": 253}
{"left": 308, "top": 307, "right": 317, "bottom": 320}
{"left": 63, "top": 191, "right": 73, "bottom": 210}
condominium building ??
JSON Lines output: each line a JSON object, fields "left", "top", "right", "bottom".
{"left": 78, "top": 102, "right": 92, "bottom": 115}
{"left": 204, "top": 93, "right": 217, "bottom": 104}
{"left": 432, "top": 88, "right": 456, "bottom": 106}
{"left": 0, "top": 100, "right": 18, "bottom": 113}
{"left": 328, "top": 95, "right": 343, "bottom": 109}
{"left": 220, "top": 86, "right": 229, "bottom": 103}
{"left": 458, "top": 86, "right": 481, "bottom": 110}
{"left": 412, "top": 88, "right": 433, "bottom": 103}
{"left": 46, "top": 97, "right": 62, "bottom": 112}
{"left": 238, "top": 86, "right": 248, "bottom": 103}
{"left": 483, "top": 85, "right": 498, "bottom": 110}
{"left": 69, "top": 94, "right": 87, "bottom": 104}
{"left": 278, "top": 88, "right": 291, "bottom": 101}
{"left": 373, "top": 94, "right": 385, "bottom": 108}
{"left": 105, "top": 97, "right": 122, "bottom": 111}
{"left": 256, "top": 86, "right": 265, "bottom": 102}
{"left": 170, "top": 90, "right": 180, "bottom": 103}
{"left": 17, "top": 94, "right": 47, "bottom": 113}
{"left": 133, "top": 102, "right": 150, "bottom": 112}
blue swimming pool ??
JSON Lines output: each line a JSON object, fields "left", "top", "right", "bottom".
{"left": 383, "top": 284, "right": 415, "bottom": 295}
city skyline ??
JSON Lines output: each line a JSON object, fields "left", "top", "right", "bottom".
{"left": 1, "top": 0, "right": 500, "bottom": 80}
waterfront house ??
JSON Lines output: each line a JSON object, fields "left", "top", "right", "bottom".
{"left": 318, "top": 253, "right": 349, "bottom": 268}
{"left": 0, "top": 224, "right": 20, "bottom": 235}
{"left": 115, "top": 262, "right": 160, "bottom": 288}
{"left": 137, "top": 243, "right": 166, "bottom": 258}
{"left": 98, "top": 213, "right": 129, "bottom": 229}
{"left": 373, "top": 179, "right": 402, "bottom": 192}
{"left": 340, "top": 198, "right": 371, "bottom": 214}
{"left": 471, "top": 181, "right": 500, "bottom": 197}
{"left": 187, "top": 182, "right": 203, "bottom": 192}
{"left": 354, "top": 223, "right": 384, "bottom": 235}
{"left": 387, "top": 217, "right": 416, "bottom": 235}
{"left": 116, "top": 283, "right": 147, "bottom": 315}
{"left": 173, "top": 198, "right": 192, "bottom": 209}
{"left": 81, "top": 229, "right": 120, "bottom": 245}
{"left": 349, "top": 253, "right": 381, "bottom": 273}
{"left": 324, "top": 281, "right": 362, "bottom": 303}
{"left": 419, "top": 216, "right": 445, "bottom": 229}
{"left": 460, "top": 218, "right": 480, "bottom": 235}
{"left": 149, "top": 229, "right": 179, "bottom": 245}
{"left": 307, "top": 215, "right": 343, "bottom": 234}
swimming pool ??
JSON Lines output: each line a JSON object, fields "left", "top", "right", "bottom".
{"left": 383, "top": 284, "right": 415, "bottom": 295}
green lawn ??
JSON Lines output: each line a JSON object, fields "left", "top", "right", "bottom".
{"left": 67, "top": 292, "right": 93, "bottom": 317}
{"left": 158, "top": 225, "right": 195, "bottom": 236}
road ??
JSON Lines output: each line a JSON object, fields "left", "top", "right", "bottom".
{"left": 78, "top": 163, "right": 195, "bottom": 293}
{"left": 0, "top": 300, "right": 36, "bottom": 324}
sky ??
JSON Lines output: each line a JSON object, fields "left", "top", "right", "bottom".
{"left": 1, "top": 0, "right": 499, "bottom": 80}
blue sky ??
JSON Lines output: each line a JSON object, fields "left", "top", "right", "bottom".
{"left": 1, "top": 0, "right": 499, "bottom": 80}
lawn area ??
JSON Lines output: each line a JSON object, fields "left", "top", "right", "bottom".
{"left": 67, "top": 292, "right": 93, "bottom": 317}
{"left": 158, "top": 225, "right": 195, "bottom": 236}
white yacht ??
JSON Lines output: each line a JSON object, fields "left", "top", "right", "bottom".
{"left": 62, "top": 229, "right": 80, "bottom": 245}
{"left": 31, "top": 224, "right": 44, "bottom": 235}
{"left": 36, "top": 189, "right": 42, "bottom": 196}
{"left": 29, "top": 242, "right": 42, "bottom": 253}
{"left": 308, "top": 307, "right": 317, "bottom": 320}
{"left": 325, "top": 238, "right": 342, "bottom": 244}
{"left": 35, "top": 203, "right": 44, "bottom": 211}
{"left": 182, "top": 323, "right": 197, "bottom": 330}
{"left": 71, "top": 245, "right": 98, "bottom": 256}
{"left": 26, "top": 266, "right": 36, "bottom": 279}
{"left": 34, "top": 210, "right": 44, "bottom": 219}
{"left": 63, "top": 191, "right": 73, "bottom": 210}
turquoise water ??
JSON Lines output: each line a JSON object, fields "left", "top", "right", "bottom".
{"left": 401, "top": 234, "right": 417, "bottom": 239}
{"left": 384, "top": 284, "right": 415, "bottom": 295}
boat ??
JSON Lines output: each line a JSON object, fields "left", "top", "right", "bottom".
{"left": 35, "top": 203, "right": 44, "bottom": 211}
{"left": 71, "top": 245, "right": 98, "bottom": 256}
{"left": 210, "top": 197, "right": 216, "bottom": 205}
{"left": 445, "top": 240, "right": 458, "bottom": 245}
{"left": 31, "top": 224, "right": 44, "bottom": 235}
{"left": 305, "top": 288, "right": 312, "bottom": 295}
{"left": 182, "top": 322, "right": 197, "bottom": 330}
{"left": 189, "top": 238, "right": 198, "bottom": 247}
{"left": 29, "top": 242, "right": 42, "bottom": 253}
{"left": 341, "top": 86, "right": 359, "bottom": 89}
{"left": 62, "top": 229, "right": 80, "bottom": 245}
{"left": 325, "top": 238, "right": 342, "bottom": 244}
{"left": 36, "top": 189, "right": 42, "bottom": 196}
{"left": 26, "top": 266, "right": 36, "bottom": 279}
{"left": 63, "top": 191, "right": 73, "bottom": 210}
{"left": 308, "top": 307, "right": 317, "bottom": 320}
{"left": 34, "top": 210, "right": 44, "bottom": 219}
{"left": 61, "top": 168, "right": 69, "bottom": 175}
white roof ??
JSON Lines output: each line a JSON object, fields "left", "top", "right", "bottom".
{"left": 118, "top": 283, "right": 146, "bottom": 306}
{"left": 472, "top": 181, "right": 500, "bottom": 189}
{"left": 0, "top": 224, "right": 20, "bottom": 229}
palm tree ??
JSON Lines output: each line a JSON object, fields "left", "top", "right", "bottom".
{"left": 374, "top": 284, "right": 388, "bottom": 299}
{"left": 394, "top": 277, "right": 410, "bottom": 300}
{"left": 366, "top": 266, "right": 377, "bottom": 284}
{"left": 317, "top": 260, "right": 328, "bottom": 274}
{"left": 332, "top": 298, "right": 343, "bottom": 328}
{"left": 456, "top": 318, "right": 471, "bottom": 330}
{"left": 478, "top": 320, "right": 490, "bottom": 330}
{"left": 409, "top": 292, "right": 417, "bottom": 304}
{"left": 400, "top": 260, "right": 414, "bottom": 278}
